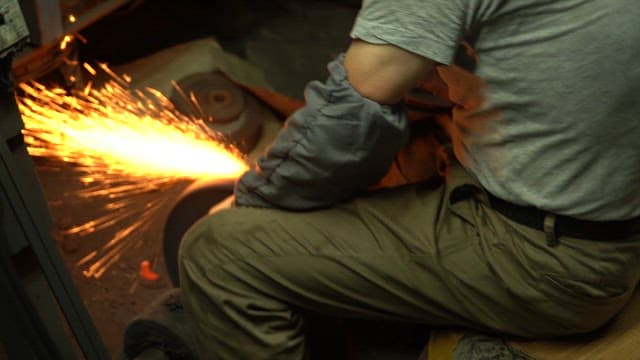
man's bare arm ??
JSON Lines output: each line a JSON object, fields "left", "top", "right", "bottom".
{"left": 345, "top": 40, "right": 436, "bottom": 105}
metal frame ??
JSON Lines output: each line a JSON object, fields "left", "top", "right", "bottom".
{"left": 13, "top": 0, "right": 131, "bottom": 70}
{"left": 0, "top": 53, "right": 107, "bottom": 359}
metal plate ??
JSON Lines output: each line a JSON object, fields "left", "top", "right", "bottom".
{"left": 171, "top": 71, "right": 245, "bottom": 123}
{"left": 162, "top": 178, "right": 234, "bottom": 286}
{"left": 0, "top": 0, "right": 29, "bottom": 55}
{"left": 170, "top": 71, "right": 264, "bottom": 153}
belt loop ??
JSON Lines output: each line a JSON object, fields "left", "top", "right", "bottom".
{"left": 544, "top": 213, "right": 559, "bottom": 247}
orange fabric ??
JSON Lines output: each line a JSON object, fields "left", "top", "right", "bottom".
{"left": 239, "top": 84, "right": 305, "bottom": 118}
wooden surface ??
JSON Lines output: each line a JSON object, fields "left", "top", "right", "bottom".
{"left": 426, "top": 289, "right": 640, "bottom": 359}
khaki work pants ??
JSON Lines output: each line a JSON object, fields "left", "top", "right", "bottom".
{"left": 178, "top": 162, "right": 640, "bottom": 359}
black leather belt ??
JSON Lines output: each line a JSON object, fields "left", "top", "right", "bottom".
{"left": 487, "top": 193, "right": 640, "bottom": 241}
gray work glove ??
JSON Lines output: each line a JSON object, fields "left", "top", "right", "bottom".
{"left": 235, "top": 54, "right": 410, "bottom": 210}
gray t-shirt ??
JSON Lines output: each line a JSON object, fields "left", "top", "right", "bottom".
{"left": 351, "top": 0, "right": 640, "bottom": 221}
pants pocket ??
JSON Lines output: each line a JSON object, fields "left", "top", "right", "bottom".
{"left": 543, "top": 273, "right": 631, "bottom": 305}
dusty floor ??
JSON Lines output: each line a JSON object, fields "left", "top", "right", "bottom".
{"left": 35, "top": 0, "right": 360, "bottom": 357}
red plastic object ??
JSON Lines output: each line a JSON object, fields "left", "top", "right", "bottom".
{"left": 139, "top": 260, "right": 160, "bottom": 281}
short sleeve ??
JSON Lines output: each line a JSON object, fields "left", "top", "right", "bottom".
{"left": 350, "top": 0, "right": 471, "bottom": 65}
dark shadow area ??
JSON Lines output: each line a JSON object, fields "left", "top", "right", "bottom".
{"left": 79, "top": 0, "right": 360, "bottom": 99}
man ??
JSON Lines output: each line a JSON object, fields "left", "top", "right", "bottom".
{"left": 178, "top": 1, "right": 640, "bottom": 359}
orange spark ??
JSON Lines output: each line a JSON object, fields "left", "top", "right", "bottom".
{"left": 82, "top": 62, "right": 97, "bottom": 75}
{"left": 60, "top": 34, "right": 73, "bottom": 50}
{"left": 18, "top": 79, "right": 248, "bottom": 180}
{"left": 17, "top": 65, "right": 249, "bottom": 280}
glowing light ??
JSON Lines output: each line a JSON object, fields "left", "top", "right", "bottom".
{"left": 68, "top": 14, "right": 77, "bottom": 23}
{"left": 17, "top": 65, "right": 249, "bottom": 280}
{"left": 18, "top": 77, "right": 247, "bottom": 181}
{"left": 59, "top": 34, "right": 73, "bottom": 50}
{"left": 82, "top": 62, "right": 97, "bottom": 75}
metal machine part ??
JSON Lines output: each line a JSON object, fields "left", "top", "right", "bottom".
{"left": 162, "top": 178, "right": 234, "bottom": 286}
{"left": 172, "top": 71, "right": 246, "bottom": 122}
{"left": 0, "top": 0, "right": 28, "bottom": 56}
{"left": 1, "top": 6, "right": 108, "bottom": 358}
{"left": 13, "top": 0, "right": 131, "bottom": 82}
{"left": 18, "top": 0, "right": 131, "bottom": 47}
{"left": 0, "top": 49, "right": 107, "bottom": 359}
{"left": 170, "top": 71, "right": 264, "bottom": 153}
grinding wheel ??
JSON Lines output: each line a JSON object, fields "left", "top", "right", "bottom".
{"left": 170, "top": 71, "right": 264, "bottom": 153}
{"left": 162, "top": 178, "right": 234, "bottom": 286}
